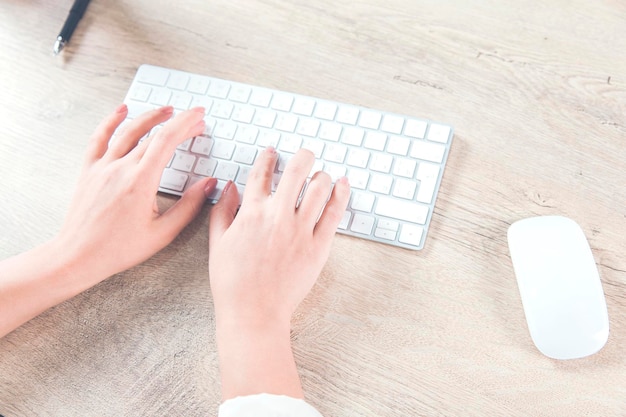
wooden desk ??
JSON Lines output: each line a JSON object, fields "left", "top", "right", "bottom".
{"left": 1, "top": 1, "right": 625, "bottom": 415}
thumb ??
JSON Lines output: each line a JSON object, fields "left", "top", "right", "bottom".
{"left": 157, "top": 177, "right": 216, "bottom": 242}
{"left": 209, "top": 181, "right": 240, "bottom": 247}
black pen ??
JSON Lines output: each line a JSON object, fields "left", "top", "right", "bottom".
{"left": 53, "top": 0, "right": 92, "bottom": 55}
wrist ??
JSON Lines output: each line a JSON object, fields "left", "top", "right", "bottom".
{"left": 43, "top": 237, "right": 99, "bottom": 297}
{"left": 214, "top": 303, "right": 292, "bottom": 336}
{"left": 0, "top": 238, "right": 99, "bottom": 337}
{"left": 214, "top": 309, "right": 303, "bottom": 400}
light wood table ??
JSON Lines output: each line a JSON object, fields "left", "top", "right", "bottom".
{"left": 1, "top": 1, "right": 625, "bottom": 415}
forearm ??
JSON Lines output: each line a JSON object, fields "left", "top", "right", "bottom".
{"left": 215, "top": 314, "right": 304, "bottom": 401}
{"left": 0, "top": 239, "right": 93, "bottom": 338}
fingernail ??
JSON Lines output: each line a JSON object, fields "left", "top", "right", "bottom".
{"left": 266, "top": 146, "right": 277, "bottom": 154}
{"left": 115, "top": 103, "right": 128, "bottom": 113}
{"left": 204, "top": 177, "right": 218, "bottom": 198}
{"left": 191, "top": 106, "right": 206, "bottom": 114}
{"left": 222, "top": 180, "right": 233, "bottom": 196}
{"left": 161, "top": 106, "right": 174, "bottom": 114}
{"left": 337, "top": 176, "right": 349, "bottom": 185}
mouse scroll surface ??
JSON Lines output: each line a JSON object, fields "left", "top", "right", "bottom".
{"left": 507, "top": 216, "right": 609, "bottom": 360}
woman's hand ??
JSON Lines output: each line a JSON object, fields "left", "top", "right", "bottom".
{"left": 209, "top": 147, "right": 350, "bottom": 327}
{"left": 208, "top": 147, "right": 350, "bottom": 399}
{"left": 0, "top": 104, "right": 216, "bottom": 337}
{"left": 55, "top": 104, "right": 216, "bottom": 284}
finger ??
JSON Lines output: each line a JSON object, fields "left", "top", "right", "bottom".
{"left": 139, "top": 107, "right": 205, "bottom": 171}
{"left": 240, "top": 147, "right": 278, "bottom": 206}
{"left": 84, "top": 104, "right": 128, "bottom": 163}
{"left": 209, "top": 181, "right": 240, "bottom": 248}
{"left": 274, "top": 149, "right": 315, "bottom": 209}
{"left": 106, "top": 106, "right": 174, "bottom": 160}
{"left": 314, "top": 176, "right": 351, "bottom": 241}
{"left": 155, "top": 176, "right": 217, "bottom": 244}
{"left": 297, "top": 170, "right": 332, "bottom": 227}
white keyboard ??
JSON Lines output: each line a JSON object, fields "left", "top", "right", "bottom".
{"left": 122, "top": 65, "right": 454, "bottom": 250}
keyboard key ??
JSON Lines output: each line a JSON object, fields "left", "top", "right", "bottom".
{"left": 416, "top": 162, "right": 441, "bottom": 204}
{"left": 427, "top": 124, "right": 451, "bottom": 143}
{"left": 369, "top": 154, "right": 393, "bottom": 173}
{"left": 208, "top": 81, "right": 230, "bottom": 98}
{"left": 375, "top": 197, "right": 428, "bottom": 224}
{"left": 319, "top": 123, "right": 342, "bottom": 142}
{"left": 392, "top": 178, "right": 417, "bottom": 200}
{"left": 377, "top": 219, "right": 399, "bottom": 231}
{"left": 380, "top": 115, "right": 404, "bottom": 134}
{"left": 368, "top": 174, "right": 392, "bottom": 194}
{"left": 392, "top": 158, "right": 416, "bottom": 178}
{"left": 187, "top": 76, "right": 210, "bottom": 94}
{"left": 170, "top": 92, "right": 192, "bottom": 110}
{"left": 236, "top": 166, "right": 252, "bottom": 185}
{"left": 410, "top": 140, "right": 446, "bottom": 163}
{"left": 347, "top": 169, "right": 369, "bottom": 190}
{"left": 358, "top": 110, "right": 382, "bottom": 129}
{"left": 191, "top": 136, "right": 214, "bottom": 155}
{"left": 167, "top": 73, "right": 189, "bottom": 90}
{"left": 149, "top": 88, "right": 171, "bottom": 106}
{"left": 338, "top": 211, "right": 351, "bottom": 230}
{"left": 324, "top": 143, "right": 347, "bottom": 164}
{"left": 296, "top": 118, "right": 320, "bottom": 137}
{"left": 137, "top": 65, "right": 169, "bottom": 86}
{"left": 229, "top": 85, "right": 252, "bottom": 103}
{"left": 405, "top": 119, "right": 427, "bottom": 138}
{"left": 387, "top": 136, "right": 410, "bottom": 156}
{"left": 293, "top": 97, "right": 315, "bottom": 116}
{"left": 278, "top": 134, "right": 302, "bottom": 154}
{"left": 171, "top": 152, "right": 196, "bottom": 172}
{"left": 258, "top": 131, "right": 280, "bottom": 148}
{"left": 374, "top": 227, "right": 397, "bottom": 241}
{"left": 212, "top": 102, "right": 234, "bottom": 119}
{"left": 253, "top": 109, "right": 276, "bottom": 128}
{"left": 364, "top": 132, "right": 387, "bottom": 151}
{"left": 234, "top": 126, "right": 258, "bottom": 144}
{"left": 275, "top": 114, "right": 298, "bottom": 132}
{"left": 233, "top": 145, "right": 257, "bottom": 165}
{"left": 351, "top": 192, "right": 375, "bottom": 212}
{"left": 191, "top": 96, "right": 213, "bottom": 113}
{"left": 346, "top": 148, "right": 370, "bottom": 168}
{"left": 214, "top": 121, "right": 237, "bottom": 140}
{"left": 336, "top": 106, "right": 359, "bottom": 125}
{"left": 129, "top": 84, "right": 151, "bottom": 102}
{"left": 314, "top": 102, "right": 337, "bottom": 120}
{"left": 194, "top": 157, "right": 217, "bottom": 177}
{"left": 341, "top": 127, "right": 364, "bottom": 146}
{"left": 350, "top": 213, "right": 375, "bottom": 235}
{"left": 271, "top": 94, "right": 294, "bottom": 112}
{"left": 399, "top": 224, "right": 424, "bottom": 246}
{"left": 232, "top": 106, "right": 255, "bottom": 124}
{"left": 250, "top": 89, "right": 272, "bottom": 107}
{"left": 214, "top": 161, "right": 239, "bottom": 181}
{"left": 160, "top": 169, "right": 188, "bottom": 192}
{"left": 212, "top": 141, "right": 236, "bottom": 159}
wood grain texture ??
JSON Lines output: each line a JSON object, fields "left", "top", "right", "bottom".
{"left": 1, "top": 0, "right": 625, "bottom": 415}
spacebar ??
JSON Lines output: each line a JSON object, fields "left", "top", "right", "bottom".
{"left": 374, "top": 197, "right": 429, "bottom": 224}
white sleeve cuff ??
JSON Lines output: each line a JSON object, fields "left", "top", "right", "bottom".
{"left": 218, "top": 393, "right": 323, "bottom": 417}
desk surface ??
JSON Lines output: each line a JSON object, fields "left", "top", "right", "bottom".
{"left": 1, "top": 1, "right": 625, "bottom": 415}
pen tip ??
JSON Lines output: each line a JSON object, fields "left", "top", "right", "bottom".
{"left": 53, "top": 37, "right": 65, "bottom": 56}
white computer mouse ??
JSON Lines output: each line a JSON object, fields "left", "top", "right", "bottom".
{"left": 507, "top": 215, "right": 609, "bottom": 360}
